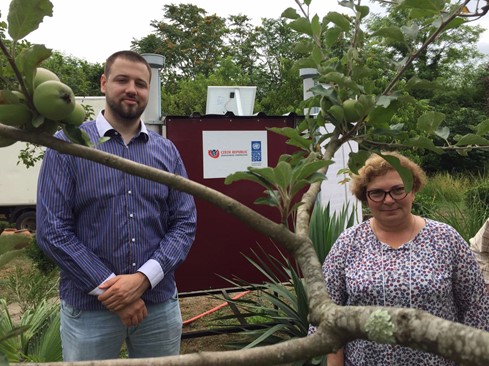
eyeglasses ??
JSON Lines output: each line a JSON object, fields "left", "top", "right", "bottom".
{"left": 366, "top": 186, "right": 408, "bottom": 202}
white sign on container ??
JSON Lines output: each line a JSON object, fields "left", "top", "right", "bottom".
{"left": 202, "top": 130, "right": 267, "bottom": 179}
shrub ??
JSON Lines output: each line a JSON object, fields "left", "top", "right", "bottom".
{"left": 4, "top": 265, "right": 58, "bottom": 312}
{"left": 465, "top": 182, "right": 489, "bottom": 212}
{"left": 24, "top": 235, "right": 57, "bottom": 275}
{"left": 0, "top": 221, "right": 14, "bottom": 235}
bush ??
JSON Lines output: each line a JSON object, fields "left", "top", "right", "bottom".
{"left": 4, "top": 265, "right": 59, "bottom": 312}
{"left": 465, "top": 182, "right": 489, "bottom": 212}
{"left": 0, "top": 221, "right": 14, "bottom": 235}
{"left": 24, "top": 235, "right": 57, "bottom": 275}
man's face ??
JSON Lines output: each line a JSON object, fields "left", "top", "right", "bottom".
{"left": 100, "top": 58, "right": 150, "bottom": 122}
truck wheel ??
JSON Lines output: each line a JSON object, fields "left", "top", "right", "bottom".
{"left": 15, "top": 211, "right": 36, "bottom": 232}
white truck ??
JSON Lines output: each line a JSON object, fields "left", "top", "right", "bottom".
{"left": 0, "top": 96, "right": 105, "bottom": 230}
{"left": 0, "top": 142, "right": 40, "bottom": 230}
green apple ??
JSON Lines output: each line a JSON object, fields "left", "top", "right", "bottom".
{"left": 33, "top": 80, "right": 75, "bottom": 121}
{"left": 34, "top": 67, "right": 60, "bottom": 88}
{"left": 62, "top": 102, "right": 86, "bottom": 126}
{"left": 0, "top": 103, "right": 33, "bottom": 127}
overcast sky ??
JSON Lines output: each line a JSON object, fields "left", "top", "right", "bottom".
{"left": 1, "top": 0, "right": 488, "bottom": 64}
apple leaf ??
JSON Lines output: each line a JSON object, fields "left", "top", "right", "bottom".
{"left": 7, "top": 0, "right": 53, "bottom": 42}
{"left": 381, "top": 154, "right": 414, "bottom": 193}
{"left": 15, "top": 44, "right": 52, "bottom": 94}
{"left": 281, "top": 7, "right": 300, "bottom": 20}
{"left": 348, "top": 150, "right": 371, "bottom": 174}
{"left": 455, "top": 134, "right": 489, "bottom": 146}
{"left": 63, "top": 125, "right": 93, "bottom": 147}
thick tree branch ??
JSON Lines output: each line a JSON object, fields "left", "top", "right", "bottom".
{"left": 0, "top": 123, "right": 302, "bottom": 253}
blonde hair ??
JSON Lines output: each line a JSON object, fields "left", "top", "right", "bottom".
{"left": 350, "top": 151, "right": 427, "bottom": 202}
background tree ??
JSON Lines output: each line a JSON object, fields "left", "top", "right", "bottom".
{"left": 39, "top": 52, "right": 103, "bottom": 96}
{"left": 1, "top": 0, "right": 489, "bottom": 365}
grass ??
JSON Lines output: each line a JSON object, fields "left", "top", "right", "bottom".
{"left": 414, "top": 172, "right": 489, "bottom": 241}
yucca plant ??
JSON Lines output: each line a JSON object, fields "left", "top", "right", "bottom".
{"left": 310, "top": 202, "right": 357, "bottom": 264}
{"left": 0, "top": 299, "right": 62, "bottom": 363}
{"left": 215, "top": 202, "right": 357, "bottom": 365}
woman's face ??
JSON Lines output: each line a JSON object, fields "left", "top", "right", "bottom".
{"left": 365, "top": 170, "right": 415, "bottom": 224}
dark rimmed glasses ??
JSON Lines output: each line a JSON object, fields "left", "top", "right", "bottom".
{"left": 366, "top": 186, "right": 408, "bottom": 202}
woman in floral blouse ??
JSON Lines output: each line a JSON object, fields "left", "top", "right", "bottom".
{"left": 319, "top": 152, "right": 489, "bottom": 366}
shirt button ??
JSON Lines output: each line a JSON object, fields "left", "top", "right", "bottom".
{"left": 128, "top": 190, "right": 132, "bottom": 194}
{"left": 132, "top": 263, "right": 136, "bottom": 267}
{"left": 131, "top": 238, "right": 135, "bottom": 242}
{"left": 129, "top": 213, "right": 134, "bottom": 218}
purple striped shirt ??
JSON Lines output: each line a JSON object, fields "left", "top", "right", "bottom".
{"left": 36, "top": 113, "right": 197, "bottom": 310}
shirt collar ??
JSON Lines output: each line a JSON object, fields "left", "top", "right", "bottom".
{"left": 95, "top": 110, "right": 149, "bottom": 141}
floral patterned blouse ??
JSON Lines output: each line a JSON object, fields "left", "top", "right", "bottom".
{"left": 317, "top": 218, "right": 489, "bottom": 366}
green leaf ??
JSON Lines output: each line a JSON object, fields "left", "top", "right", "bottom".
{"left": 476, "top": 120, "right": 489, "bottom": 136}
{"left": 225, "top": 170, "right": 271, "bottom": 188}
{"left": 381, "top": 154, "right": 413, "bottom": 192}
{"left": 281, "top": 7, "right": 300, "bottom": 20}
{"left": 293, "top": 39, "right": 314, "bottom": 54}
{"left": 376, "top": 95, "right": 395, "bottom": 108}
{"left": 348, "top": 150, "right": 371, "bottom": 174}
{"left": 366, "top": 101, "right": 400, "bottom": 127}
{"left": 355, "top": 5, "right": 370, "bottom": 19}
{"left": 372, "top": 26, "right": 405, "bottom": 43}
{"left": 274, "top": 161, "right": 292, "bottom": 189}
{"left": 254, "top": 196, "right": 280, "bottom": 208}
{"left": 399, "top": 0, "right": 444, "bottom": 12}
{"left": 442, "top": 17, "right": 465, "bottom": 31}
{"left": 405, "top": 76, "right": 439, "bottom": 90}
{"left": 288, "top": 18, "right": 313, "bottom": 36}
{"left": 455, "top": 134, "right": 489, "bottom": 146}
{"left": 405, "top": 136, "right": 443, "bottom": 154}
{"left": 324, "top": 27, "right": 343, "bottom": 47}
{"left": 62, "top": 125, "right": 93, "bottom": 147}
{"left": 15, "top": 44, "right": 52, "bottom": 94}
{"left": 292, "top": 160, "right": 331, "bottom": 182}
{"left": 435, "top": 127, "right": 449, "bottom": 140}
{"left": 417, "top": 111, "right": 445, "bottom": 135}
{"left": 267, "top": 127, "right": 312, "bottom": 150}
{"left": 324, "top": 12, "right": 351, "bottom": 32}
{"left": 311, "top": 14, "right": 321, "bottom": 38}
{"left": 400, "top": 23, "right": 419, "bottom": 41}
{"left": 311, "top": 46, "right": 323, "bottom": 66}
{"left": 31, "top": 114, "right": 44, "bottom": 128}
{"left": 7, "top": 0, "right": 53, "bottom": 42}
{"left": 97, "top": 136, "right": 111, "bottom": 145}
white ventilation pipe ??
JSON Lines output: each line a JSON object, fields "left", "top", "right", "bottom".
{"left": 141, "top": 53, "right": 165, "bottom": 134}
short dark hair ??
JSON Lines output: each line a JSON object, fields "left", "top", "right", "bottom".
{"left": 104, "top": 50, "right": 152, "bottom": 81}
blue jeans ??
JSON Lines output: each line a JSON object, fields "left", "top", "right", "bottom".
{"left": 60, "top": 295, "right": 182, "bottom": 361}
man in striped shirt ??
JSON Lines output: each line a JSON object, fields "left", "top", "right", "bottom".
{"left": 36, "top": 50, "right": 197, "bottom": 361}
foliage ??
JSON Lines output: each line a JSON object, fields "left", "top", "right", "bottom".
{"left": 226, "top": 152, "right": 332, "bottom": 223}
{"left": 465, "top": 181, "right": 489, "bottom": 212}
{"left": 133, "top": 6, "right": 305, "bottom": 116}
{"left": 4, "top": 265, "right": 58, "bottom": 313}
{"left": 217, "top": 203, "right": 355, "bottom": 365}
{"left": 309, "top": 201, "right": 357, "bottom": 264}
{"left": 0, "top": 233, "right": 28, "bottom": 269}
{"left": 0, "top": 299, "right": 61, "bottom": 362}
{"left": 24, "top": 234, "right": 57, "bottom": 275}
{"left": 40, "top": 52, "right": 103, "bottom": 96}
{"left": 0, "top": 221, "right": 14, "bottom": 235}
{"left": 2, "top": 0, "right": 489, "bottom": 364}
{"left": 412, "top": 172, "right": 489, "bottom": 241}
